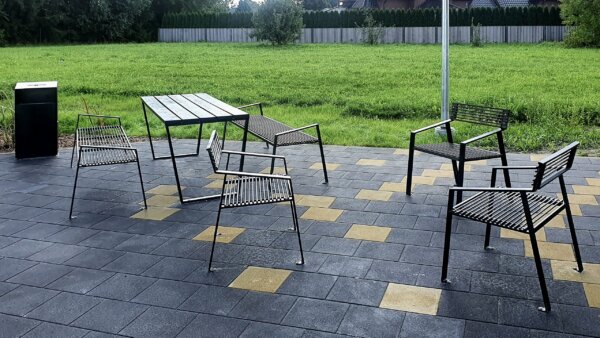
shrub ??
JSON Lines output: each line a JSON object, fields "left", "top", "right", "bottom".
{"left": 471, "top": 18, "right": 483, "bottom": 47}
{"left": 0, "top": 90, "right": 14, "bottom": 151}
{"left": 360, "top": 12, "right": 384, "bottom": 45}
{"left": 250, "top": 0, "right": 303, "bottom": 45}
{"left": 561, "top": 0, "right": 600, "bottom": 47}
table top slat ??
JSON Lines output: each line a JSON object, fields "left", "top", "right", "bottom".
{"left": 154, "top": 96, "right": 199, "bottom": 121}
{"left": 141, "top": 96, "right": 181, "bottom": 123}
{"left": 168, "top": 95, "right": 214, "bottom": 119}
{"left": 181, "top": 94, "right": 230, "bottom": 118}
{"left": 194, "top": 93, "right": 248, "bottom": 117}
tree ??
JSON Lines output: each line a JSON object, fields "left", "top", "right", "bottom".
{"left": 561, "top": 0, "right": 600, "bottom": 47}
{"left": 302, "top": 0, "right": 330, "bottom": 11}
{"left": 237, "top": 0, "right": 258, "bottom": 12}
{"left": 251, "top": 0, "right": 303, "bottom": 45}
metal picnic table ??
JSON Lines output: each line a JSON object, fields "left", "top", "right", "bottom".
{"left": 141, "top": 93, "right": 249, "bottom": 204}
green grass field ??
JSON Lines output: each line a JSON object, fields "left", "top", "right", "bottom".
{"left": 1, "top": 42, "right": 599, "bottom": 153}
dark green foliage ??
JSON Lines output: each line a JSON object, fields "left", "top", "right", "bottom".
{"left": 162, "top": 6, "right": 562, "bottom": 29}
{"left": 237, "top": 0, "right": 258, "bottom": 13}
{"left": 250, "top": 0, "right": 303, "bottom": 45}
{"left": 561, "top": 0, "right": 600, "bottom": 47}
{"left": 303, "top": 0, "right": 331, "bottom": 11}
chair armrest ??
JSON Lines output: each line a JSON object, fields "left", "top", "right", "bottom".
{"left": 275, "top": 124, "right": 319, "bottom": 137}
{"left": 461, "top": 129, "right": 502, "bottom": 145}
{"left": 411, "top": 119, "right": 452, "bottom": 135}
{"left": 222, "top": 150, "right": 285, "bottom": 160}
{"left": 78, "top": 114, "right": 121, "bottom": 120}
{"left": 237, "top": 103, "right": 264, "bottom": 115}
{"left": 79, "top": 145, "right": 135, "bottom": 151}
{"left": 449, "top": 186, "right": 532, "bottom": 192}
{"left": 216, "top": 170, "right": 291, "bottom": 181}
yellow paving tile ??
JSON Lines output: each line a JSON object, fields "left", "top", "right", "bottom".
{"left": 142, "top": 195, "right": 180, "bottom": 208}
{"left": 295, "top": 194, "right": 336, "bottom": 208}
{"left": 421, "top": 169, "right": 454, "bottom": 178}
{"left": 586, "top": 178, "right": 600, "bottom": 187}
{"left": 345, "top": 224, "right": 392, "bottom": 242}
{"left": 530, "top": 154, "right": 550, "bottom": 162}
{"left": 524, "top": 241, "right": 575, "bottom": 262}
{"left": 204, "top": 180, "right": 224, "bottom": 189}
{"left": 229, "top": 266, "right": 291, "bottom": 293}
{"left": 260, "top": 167, "right": 290, "bottom": 175}
{"left": 355, "top": 189, "right": 393, "bottom": 202}
{"left": 193, "top": 226, "right": 245, "bottom": 243}
{"left": 309, "top": 162, "right": 340, "bottom": 171}
{"left": 561, "top": 204, "right": 583, "bottom": 216}
{"left": 379, "top": 182, "right": 409, "bottom": 193}
{"left": 500, "top": 228, "right": 546, "bottom": 242}
{"left": 551, "top": 260, "right": 600, "bottom": 284}
{"left": 131, "top": 207, "right": 179, "bottom": 221}
{"left": 573, "top": 185, "right": 600, "bottom": 196}
{"left": 584, "top": 283, "right": 600, "bottom": 308}
{"left": 394, "top": 149, "right": 410, "bottom": 155}
{"left": 545, "top": 217, "right": 566, "bottom": 228}
{"left": 301, "top": 207, "right": 343, "bottom": 222}
{"left": 356, "top": 159, "right": 387, "bottom": 167}
{"left": 400, "top": 176, "right": 436, "bottom": 186}
{"left": 207, "top": 173, "right": 224, "bottom": 180}
{"left": 440, "top": 163, "right": 472, "bottom": 172}
{"left": 147, "top": 185, "right": 182, "bottom": 196}
{"left": 380, "top": 283, "right": 441, "bottom": 315}
{"left": 561, "top": 194, "right": 598, "bottom": 205}
{"left": 469, "top": 160, "right": 488, "bottom": 166}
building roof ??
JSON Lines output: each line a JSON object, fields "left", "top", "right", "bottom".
{"left": 471, "top": 0, "right": 530, "bottom": 7}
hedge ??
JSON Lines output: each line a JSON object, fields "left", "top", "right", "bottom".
{"left": 162, "top": 6, "right": 562, "bottom": 29}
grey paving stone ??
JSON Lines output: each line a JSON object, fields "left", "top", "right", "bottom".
{"left": 498, "top": 298, "right": 563, "bottom": 331}
{"left": 337, "top": 304, "right": 405, "bottom": 338}
{"left": 4, "top": 207, "right": 50, "bottom": 221}
{"left": 0, "top": 257, "right": 37, "bottom": 280}
{"left": 239, "top": 322, "right": 304, "bottom": 338}
{"left": 0, "top": 220, "right": 36, "bottom": 236}
{"left": 119, "top": 307, "right": 196, "bottom": 338}
{"left": 470, "top": 271, "right": 529, "bottom": 299}
{"left": 7, "top": 263, "right": 73, "bottom": 287}
{"left": 0, "top": 313, "right": 40, "bottom": 338}
{"left": 387, "top": 228, "right": 433, "bottom": 246}
{"left": 282, "top": 298, "right": 349, "bottom": 332}
{"left": 132, "top": 279, "right": 199, "bottom": 308}
{"left": 176, "top": 313, "right": 249, "bottom": 338}
{"left": 73, "top": 299, "right": 148, "bottom": 334}
{"left": 47, "top": 268, "right": 114, "bottom": 294}
{"left": 22, "top": 321, "right": 88, "bottom": 338}
{"left": 302, "top": 330, "right": 348, "bottom": 338}
{"left": 498, "top": 254, "right": 552, "bottom": 278}
{"left": 126, "top": 220, "right": 171, "bottom": 235}
{"left": 326, "top": 277, "right": 387, "bottom": 307}
{"left": 151, "top": 238, "right": 203, "bottom": 258}
{"left": 0, "top": 281, "right": 19, "bottom": 297}
{"left": 101, "top": 252, "right": 162, "bottom": 275}
{"left": 399, "top": 313, "right": 465, "bottom": 338}
{"left": 65, "top": 248, "right": 123, "bottom": 269}
{"left": 179, "top": 283, "right": 246, "bottom": 315}
{"left": 463, "top": 321, "right": 529, "bottom": 338}
{"left": 78, "top": 231, "right": 133, "bottom": 249}
{"left": 363, "top": 201, "right": 403, "bottom": 214}
{"left": 114, "top": 234, "right": 167, "bottom": 254}
{"left": 337, "top": 210, "right": 379, "bottom": 225}
{"left": 0, "top": 285, "right": 59, "bottom": 316}
{"left": 88, "top": 273, "right": 156, "bottom": 301}
{"left": 366, "top": 260, "right": 421, "bottom": 285}
{"left": 229, "top": 292, "right": 297, "bottom": 324}
{"left": 0, "top": 239, "right": 53, "bottom": 258}
{"left": 400, "top": 245, "right": 443, "bottom": 266}
{"left": 415, "top": 265, "right": 472, "bottom": 292}
{"left": 278, "top": 271, "right": 337, "bottom": 299}
{"left": 12, "top": 223, "right": 66, "bottom": 240}
{"left": 312, "top": 237, "right": 361, "bottom": 256}
{"left": 27, "top": 243, "right": 88, "bottom": 264}
{"left": 330, "top": 198, "right": 369, "bottom": 211}
{"left": 558, "top": 304, "right": 600, "bottom": 336}
{"left": 270, "top": 232, "right": 320, "bottom": 251}
{"left": 401, "top": 203, "right": 441, "bottom": 217}
{"left": 26, "top": 292, "right": 101, "bottom": 325}
{"left": 437, "top": 290, "right": 499, "bottom": 323}
{"left": 354, "top": 241, "right": 404, "bottom": 261}
{"left": 45, "top": 227, "right": 98, "bottom": 244}
{"left": 142, "top": 257, "right": 202, "bottom": 281}
{"left": 91, "top": 216, "right": 139, "bottom": 232}
{"left": 374, "top": 214, "right": 417, "bottom": 229}
{"left": 159, "top": 222, "right": 206, "bottom": 239}
{"left": 305, "top": 222, "right": 351, "bottom": 237}
{"left": 526, "top": 279, "right": 588, "bottom": 306}
{"left": 233, "top": 229, "right": 282, "bottom": 247}
{"left": 318, "top": 255, "right": 372, "bottom": 278}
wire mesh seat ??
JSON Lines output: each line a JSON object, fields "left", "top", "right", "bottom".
{"left": 205, "top": 130, "right": 304, "bottom": 271}
{"left": 227, "top": 103, "right": 329, "bottom": 184}
{"left": 407, "top": 103, "right": 512, "bottom": 202}
{"left": 70, "top": 114, "right": 147, "bottom": 218}
{"left": 442, "top": 142, "right": 584, "bottom": 313}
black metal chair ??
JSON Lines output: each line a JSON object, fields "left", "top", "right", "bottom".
{"left": 225, "top": 103, "right": 328, "bottom": 184}
{"left": 205, "top": 130, "right": 304, "bottom": 271}
{"left": 70, "top": 114, "right": 147, "bottom": 218}
{"left": 442, "top": 142, "right": 583, "bottom": 312}
{"left": 407, "top": 103, "right": 511, "bottom": 202}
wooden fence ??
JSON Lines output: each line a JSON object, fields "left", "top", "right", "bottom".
{"left": 159, "top": 26, "right": 567, "bottom": 44}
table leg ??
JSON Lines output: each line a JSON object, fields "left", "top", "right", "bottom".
{"left": 142, "top": 102, "right": 158, "bottom": 160}
{"left": 239, "top": 117, "right": 249, "bottom": 171}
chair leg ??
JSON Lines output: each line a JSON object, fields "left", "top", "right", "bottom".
{"left": 208, "top": 204, "right": 223, "bottom": 272}
{"left": 500, "top": 152, "right": 512, "bottom": 188}
{"left": 529, "top": 232, "right": 551, "bottom": 312}
{"left": 456, "top": 161, "right": 465, "bottom": 204}
{"left": 69, "top": 162, "right": 81, "bottom": 219}
{"left": 406, "top": 135, "right": 415, "bottom": 196}
{"left": 560, "top": 176, "right": 584, "bottom": 272}
{"left": 484, "top": 223, "right": 493, "bottom": 250}
{"left": 195, "top": 123, "right": 203, "bottom": 154}
{"left": 135, "top": 156, "right": 147, "bottom": 209}
{"left": 316, "top": 125, "right": 328, "bottom": 184}
{"left": 451, "top": 160, "right": 459, "bottom": 183}
{"left": 222, "top": 122, "right": 227, "bottom": 150}
{"left": 270, "top": 144, "right": 278, "bottom": 175}
{"left": 291, "top": 198, "right": 305, "bottom": 265}
{"left": 70, "top": 135, "right": 77, "bottom": 168}
{"left": 441, "top": 191, "right": 455, "bottom": 283}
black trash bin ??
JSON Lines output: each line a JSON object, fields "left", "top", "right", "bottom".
{"left": 14, "top": 81, "right": 58, "bottom": 159}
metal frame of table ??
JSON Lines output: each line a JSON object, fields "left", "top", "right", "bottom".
{"left": 141, "top": 93, "right": 249, "bottom": 204}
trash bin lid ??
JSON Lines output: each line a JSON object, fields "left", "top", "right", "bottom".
{"left": 15, "top": 81, "right": 58, "bottom": 90}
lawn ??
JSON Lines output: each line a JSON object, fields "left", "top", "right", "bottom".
{"left": 1, "top": 42, "right": 599, "bottom": 153}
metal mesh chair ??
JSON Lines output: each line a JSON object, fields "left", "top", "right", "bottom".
{"left": 226, "top": 103, "right": 328, "bottom": 184}
{"left": 70, "top": 114, "right": 147, "bottom": 218}
{"left": 206, "top": 130, "right": 304, "bottom": 271}
{"left": 442, "top": 142, "right": 583, "bottom": 312}
{"left": 407, "top": 103, "right": 511, "bottom": 202}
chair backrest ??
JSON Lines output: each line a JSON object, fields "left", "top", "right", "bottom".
{"left": 206, "top": 130, "right": 222, "bottom": 172}
{"left": 532, "top": 142, "right": 579, "bottom": 191}
{"left": 450, "top": 103, "right": 510, "bottom": 130}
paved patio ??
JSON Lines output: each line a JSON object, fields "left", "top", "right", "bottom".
{"left": 1, "top": 139, "right": 599, "bottom": 337}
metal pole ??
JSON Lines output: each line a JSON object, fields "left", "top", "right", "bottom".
{"left": 436, "top": 0, "right": 450, "bottom": 136}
